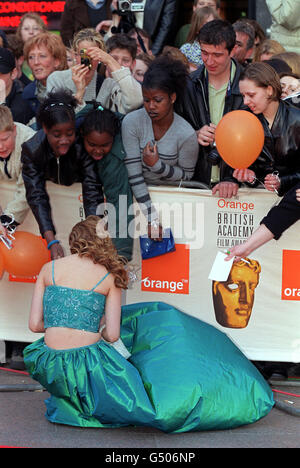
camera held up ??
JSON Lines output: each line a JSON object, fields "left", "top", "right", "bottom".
{"left": 117, "top": 0, "right": 144, "bottom": 13}
{"left": 80, "top": 49, "right": 92, "bottom": 69}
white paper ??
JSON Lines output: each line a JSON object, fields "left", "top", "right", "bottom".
{"left": 208, "top": 251, "right": 234, "bottom": 282}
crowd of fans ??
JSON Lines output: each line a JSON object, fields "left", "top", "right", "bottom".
{"left": 0, "top": 0, "right": 299, "bottom": 373}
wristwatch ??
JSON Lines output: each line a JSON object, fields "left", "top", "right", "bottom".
{"left": 0, "top": 214, "right": 14, "bottom": 226}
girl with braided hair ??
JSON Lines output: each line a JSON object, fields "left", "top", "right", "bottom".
{"left": 21, "top": 89, "right": 104, "bottom": 259}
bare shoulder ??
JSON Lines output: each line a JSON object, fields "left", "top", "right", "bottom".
{"left": 37, "top": 260, "right": 52, "bottom": 285}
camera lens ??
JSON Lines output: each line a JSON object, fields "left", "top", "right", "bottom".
{"left": 119, "top": 0, "right": 130, "bottom": 10}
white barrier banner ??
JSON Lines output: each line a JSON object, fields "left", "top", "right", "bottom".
{"left": 0, "top": 181, "right": 299, "bottom": 362}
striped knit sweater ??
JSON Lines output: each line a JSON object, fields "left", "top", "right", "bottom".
{"left": 122, "top": 107, "right": 199, "bottom": 221}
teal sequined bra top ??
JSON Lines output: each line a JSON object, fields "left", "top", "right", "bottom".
{"left": 43, "top": 261, "right": 109, "bottom": 333}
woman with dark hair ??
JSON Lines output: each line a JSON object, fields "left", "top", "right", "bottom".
{"left": 233, "top": 62, "right": 300, "bottom": 196}
{"left": 21, "top": 89, "right": 103, "bottom": 260}
{"left": 79, "top": 105, "right": 134, "bottom": 260}
{"left": 122, "top": 56, "right": 198, "bottom": 237}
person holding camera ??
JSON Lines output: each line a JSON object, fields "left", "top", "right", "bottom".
{"left": 97, "top": 0, "right": 179, "bottom": 56}
{"left": 175, "top": 19, "right": 247, "bottom": 198}
{"left": 47, "top": 29, "right": 143, "bottom": 115}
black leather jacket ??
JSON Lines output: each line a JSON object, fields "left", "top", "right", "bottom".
{"left": 143, "top": 0, "right": 179, "bottom": 56}
{"left": 251, "top": 100, "right": 300, "bottom": 195}
{"left": 175, "top": 59, "right": 247, "bottom": 187}
{"left": 21, "top": 130, "right": 104, "bottom": 235}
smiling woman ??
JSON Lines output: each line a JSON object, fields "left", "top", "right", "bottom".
{"left": 22, "top": 33, "right": 67, "bottom": 124}
{"left": 21, "top": 89, "right": 104, "bottom": 260}
{"left": 76, "top": 105, "right": 134, "bottom": 260}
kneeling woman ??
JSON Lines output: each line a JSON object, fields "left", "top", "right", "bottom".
{"left": 24, "top": 216, "right": 274, "bottom": 432}
{"left": 21, "top": 89, "right": 103, "bottom": 259}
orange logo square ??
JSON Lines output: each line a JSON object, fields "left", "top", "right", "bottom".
{"left": 141, "top": 244, "right": 190, "bottom": 294}
{"left": 282, "top": 250, "right": 300, "bottom": 301}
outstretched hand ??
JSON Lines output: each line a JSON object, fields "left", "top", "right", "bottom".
{"left": 233, "top": 168, "right": 256, "bottom": 183}
{"left": 264, "top": 173, "right": 281, "bottom": 193}
{"left": 225, "top": 243, "right": 251, "bottom": 262}
{"left": 147, "top": 222, "right": 163, "bottom": 241}
{"left": 71, "top": 64, "right": 90, "bottom": 103}
{"left": 212, "top": 181, "right": 239, "bottom": 198}
{"left": 49, "top": 243, "right": 65, "bottom": 260}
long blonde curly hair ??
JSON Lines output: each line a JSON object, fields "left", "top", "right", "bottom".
{"left": 69, "top": 216, "right": 128, "bottom": 289}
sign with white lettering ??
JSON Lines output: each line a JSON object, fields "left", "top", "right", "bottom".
{"left": 0, "top": 1, "right": 65, "bottom": 30}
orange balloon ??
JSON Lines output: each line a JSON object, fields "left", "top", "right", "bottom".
{"left": 215, "top": 110, "right": 265, "bottom": 169}
{"left": 0, "top": 253, "right": 4, "bottom": 279}
{"left": 0, "top": 231, "right": 50, "bottom": 277}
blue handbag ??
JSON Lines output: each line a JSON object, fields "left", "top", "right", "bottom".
{"left": 139, "top": 228, "right": 176, "bottom": 260}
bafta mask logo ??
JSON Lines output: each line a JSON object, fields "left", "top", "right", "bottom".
{"left": 212, "top": 258, "right": 261, "bottom": 329}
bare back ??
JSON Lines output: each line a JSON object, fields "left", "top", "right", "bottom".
{"left": 30, "top": 254, "right": 122, "bottom": 350}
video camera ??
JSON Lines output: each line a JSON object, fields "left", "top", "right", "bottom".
{"left": 117, "top": 0, "right": 144, "bottom": 13}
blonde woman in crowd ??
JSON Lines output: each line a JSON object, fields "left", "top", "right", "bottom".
{"left": 47, "top": 29, "right": 143, "bottom": 114}
{"left": 253, "top": 38, "right": 285, "bottom": 62}
{"left": 273, "top": 51, "right": 300, "bottom": 76}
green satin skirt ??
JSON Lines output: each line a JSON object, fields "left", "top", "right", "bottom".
{"left": 24, "top": 302, "right": 274, "bottom": 432}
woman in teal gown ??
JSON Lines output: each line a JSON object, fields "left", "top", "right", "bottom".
{"left": 24, "top": 216, "right": 274, "bottom": 432}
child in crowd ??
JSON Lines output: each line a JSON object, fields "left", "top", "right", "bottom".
{"left": 0, "top": 105, "right": 35, "bottom": 234}
{"left": 0, "top": 104, "right": 35, "bottom": 370}
{"left": 21, "top": 89, "right": 103, "bottom": 260}
{"left": 79, "top": 105, "right": 134, "bottom": 260}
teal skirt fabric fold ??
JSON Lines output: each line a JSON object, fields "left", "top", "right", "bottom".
{"left": 24, "top": 302, "right": 274, "bottom": 432}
